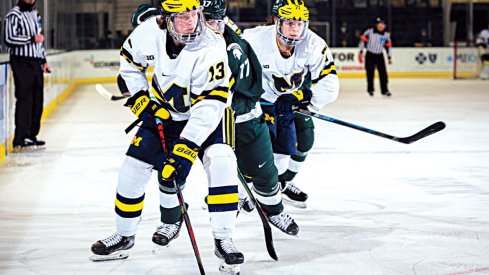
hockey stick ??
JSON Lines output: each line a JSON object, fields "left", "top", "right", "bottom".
{"left": 95, "top": 84, "right": 128, "bottom": 101}
{"left": 155, "top": 117, "right": 206, "bottom": 275}
{"left": 236, "top": 170, "right": 278, "bottom": 261}
{"left": 295, "top": 109, "right": 446, "bottom": 144}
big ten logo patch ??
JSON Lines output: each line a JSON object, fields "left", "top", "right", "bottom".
{"left": 131, "top": 136, "right": 143, "bottom": 146}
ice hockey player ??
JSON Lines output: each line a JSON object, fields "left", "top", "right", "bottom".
{"left": 476, "top": 26, "right": 489, "bottom": 80}
{"left": 241, "top": 0, "right": 340, "bottom": 208}
{"left": 201, "top": 0, "right": 299, "bottom": 236}
{"left": 115, "top": 4, "right": 161, "bottom": 98}
{"left": 90, "top": 0, "right": 244, "bottom": 273}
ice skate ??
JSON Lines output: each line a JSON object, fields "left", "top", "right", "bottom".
{"left": 214, "top": 238, "right": 244, "bottom": 275}
{"left": 89, "top": 232, "right": 135, "bottom": 262}
{"left": 13, "top": 138, "right": 46, "bottom": 153}
{"left": 152, "top": 221, "right": 182, "bottom": 254}
{"left": 237, "top": 196, "right": 255, "bottom": 216}
{"left": 267, "top": 211, "right": 299, "bottom": 236}
{"left": 281, "top": 181, "right": 308, "bottom": 208}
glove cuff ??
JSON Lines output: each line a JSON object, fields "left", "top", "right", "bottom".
{"left": 172, "top": 139, "right": 199, "bottom": 164}
{"left": 125, "top": 90, "right": 150, "bottom": 117}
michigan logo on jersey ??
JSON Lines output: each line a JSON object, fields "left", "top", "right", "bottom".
{"left": 271, "top": 70, "right": 305, "bottom": 93}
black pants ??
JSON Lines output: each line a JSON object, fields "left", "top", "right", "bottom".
{"left": 10, "top": 55, "right": 44, "bottom": 145}
{"left": 365, "top": 52, "right": 389, "bottom": 94}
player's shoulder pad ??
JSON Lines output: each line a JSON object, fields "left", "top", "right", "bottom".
{"left": 188, "top": 27, "right": 227, "bottom": 59}
{"left": 226, "top": 42, "right": 246, "bottom": 63}
{"left": 204, "top": 26, "right": 227, "bottom": 48}
{"left": 305, "top": 29, "right": 326, "bottom": 46}
{"left": 241, "top": 25, "right": 273, "bottom": 42}
{"left": 224, "top": 17, "right": 242, "bottom": 35}
{"left": 127, "top": 17, "right": 161, "bottom": 44}
{"left": 302, "top": 29, "right": 330, "bottom": 56}
{"left": 224, "top": 24, "right": 242, "bottom": 42}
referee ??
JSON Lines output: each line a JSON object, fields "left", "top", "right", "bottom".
{"left": 358, "top": 17, "right": 392, "bottom": 97}
{"left": 4, "top": 0, "right": 50, "bottom": 150}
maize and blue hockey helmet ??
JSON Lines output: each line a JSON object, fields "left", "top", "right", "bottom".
{"left": 200, "top": 0, "right": 226, "bottom": 33}
{"left": 272, "top": 0, "right": 309, "bottom": 46}
{"left": 159, "top": 0, "right": 206, "bottom": 44}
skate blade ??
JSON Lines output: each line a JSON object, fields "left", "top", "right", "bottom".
{"left": 218, "top": 259, "right": 241, "bottom": 275}
{"left": 89, "top": 251, "right": 129, "bottom": 262}
{"left": 283, "top": 197, "right": 307, "bottom": 209}
{"left": 12, "top": 146, "right": 45, "bottom": 153}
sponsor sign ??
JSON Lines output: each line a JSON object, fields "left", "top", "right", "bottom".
{"left": 332, "top": 47, "right": 478, "bottom": 74}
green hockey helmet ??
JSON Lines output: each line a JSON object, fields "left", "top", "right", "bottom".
{"left": 201, "top": 0, "right": 226, "bottom": 20}
{"left": 200, "top": 0, "right": 226, "bottom": 33}
{"left": 131, "top": 4, "right": 160, "bottom": 28}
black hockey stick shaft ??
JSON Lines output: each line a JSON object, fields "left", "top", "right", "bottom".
{"left": 155, "top": 118, "right": 206, "bottom": 275}
{"left": 295, "top": 109, "right": 446, "bottom": 144}
{"left": 237, "top": 169, "right": 278, "bottom": 261}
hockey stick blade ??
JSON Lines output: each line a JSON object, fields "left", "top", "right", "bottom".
{"left": 237, "top": 170, "right": 278, "bottom": 261}
{"left": 95, "top": 84, "right": 127, "bottom": 101}
{"left": 296, "top": 109, "right": 446, "bottom": 144}
{"left": 396, "top": 121, "right": 446, "bottom": 144}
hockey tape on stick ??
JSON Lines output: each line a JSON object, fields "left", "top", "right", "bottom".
{"left": 95, "top": 84, "right": 128, "bottom": 101}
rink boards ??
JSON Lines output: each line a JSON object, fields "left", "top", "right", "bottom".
{"left": 0, "top": 47, "right": 480, "bottom": 163}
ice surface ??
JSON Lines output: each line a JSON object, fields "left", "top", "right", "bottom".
{"left": 0, "top": 79, "right": 488, "bottom": 275}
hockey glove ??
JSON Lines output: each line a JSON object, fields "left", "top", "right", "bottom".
{"left": 161, "top": 139, "right": 200, "bottom": 184}
{"left": 274, "top": 89, "right": 312, "bottom": 114}
{"left": 358, "top": 52, "right": 364, "bottom": 64}
{"left": 124, "top": 90, "right": 170, "bottom": 123}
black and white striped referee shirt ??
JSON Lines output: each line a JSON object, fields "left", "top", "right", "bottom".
{"left": 359, "top": 28, "right": 392, "bottom": 58}
{"left": 4, "top": 6, "right": 45, "bottom": 60}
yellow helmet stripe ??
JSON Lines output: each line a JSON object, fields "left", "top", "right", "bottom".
{"left": 161, "top": 0, "right": 200, "bottom": 13}
{"left": 278, "top": 0, "right": 309, "bottom": 21}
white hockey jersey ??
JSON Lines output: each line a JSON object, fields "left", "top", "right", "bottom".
{"left": 119, "top": 17, "right": 230, "bottom": 146}
{"left": 241, "top": 25, "right": 339, "bottom": 111}
{"left": 476, "top": 29, "right": 489, "bottom": 54}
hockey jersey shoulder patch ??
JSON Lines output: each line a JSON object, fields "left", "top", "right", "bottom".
{"left": 227, "top": 43, "right": 245, "bottom": 61}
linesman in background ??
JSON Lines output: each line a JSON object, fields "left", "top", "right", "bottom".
{"left": 4, "top": 0, "right": 50, "bottom": 151}
{"left": 358, "top": 17, "right": 392, "bottom": 97}
{"left": 475, "top": 26, "right": 489, "bottom": 80}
